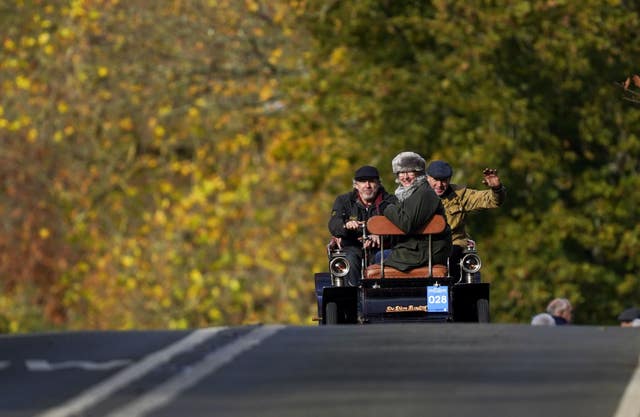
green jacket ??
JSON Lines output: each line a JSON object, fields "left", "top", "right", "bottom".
{"left": 441, "top": 184, "right": 506, "bottom": 247}
{"left": 383, "top": 183, "right": 452, "bottom": 271}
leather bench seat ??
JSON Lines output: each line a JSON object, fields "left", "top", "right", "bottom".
{"left": 365, "top": 263, "right": 448, "bottom": 279}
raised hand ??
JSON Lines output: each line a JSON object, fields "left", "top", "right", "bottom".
{"left": 482, "top": 168, "right": 502, "bottom": 189}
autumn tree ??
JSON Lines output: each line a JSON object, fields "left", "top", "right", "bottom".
{"left": 1, "top": 0, "right": 335, "bottom": 331}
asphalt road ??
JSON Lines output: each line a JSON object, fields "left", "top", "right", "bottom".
{"left": 1, "top": 324, "right": 640, "bottom": 417}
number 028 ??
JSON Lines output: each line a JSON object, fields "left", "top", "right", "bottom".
{"left": 428, "top": 295, "right": 447, "bottom": 304}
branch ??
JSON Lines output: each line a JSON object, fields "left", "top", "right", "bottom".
{"left": 619, "top": 74, "right": 640, "bottom": 104}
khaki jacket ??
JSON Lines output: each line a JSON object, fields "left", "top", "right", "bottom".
{"left": 441, "top": 184, "right": 506, "bottom": 247}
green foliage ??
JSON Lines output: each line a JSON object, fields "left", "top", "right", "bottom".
{"left": 2, "top": 0, "right": 640, "bottom": 331}
{"left": 302, "top": 0, "right": 640, "bottom": 324}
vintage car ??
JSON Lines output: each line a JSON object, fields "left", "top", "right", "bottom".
{"left": 314, "top": 214, "right": 490, "bottom": 324}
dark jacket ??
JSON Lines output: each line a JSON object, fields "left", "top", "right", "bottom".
{"left": 383, "top": 182, "right": 452, "bottom": 271}
{"left": 328, "top": 186, "right": 397, "bottom": 248}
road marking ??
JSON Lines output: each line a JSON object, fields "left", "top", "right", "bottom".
{"left": 105, "top": 324, "right": 285, "bottom": 417}
{"left": 0, "top": 361, "right": 10, "bottom": 370}
{"left": 35, "top": 327, "right": 225, "bottom": 417}
{"left": 26, "top": 359, "right": 132, "bottom": 371}
{"left": 613, "top": 353, "right": 640, "bottom": 417}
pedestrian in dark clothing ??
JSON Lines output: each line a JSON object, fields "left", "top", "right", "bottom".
{"left": 381, "top": 152, "right": 452, "bottom": 271}
{"left": 328, "top": 165, "right": 397, "bottom": 286}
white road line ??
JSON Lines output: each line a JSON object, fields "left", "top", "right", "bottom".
{"left": 35, "top": 327, "right": 225, "bottom": 417}
{"left": 26, "top": 359, "right": 132, "bottom": 371}
{"left": 105, "top": 324, "right": 285, "bottom": 417}
{"left": 0, "top": 360, "right": 10, "bottom": 370}
{"left": 613, "top": 353, "right": 640, "bottom": 417}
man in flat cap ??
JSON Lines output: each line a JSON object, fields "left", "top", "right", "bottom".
{"left": 328, "top": 165, "right": 397, "bottom": 286}
{"left": 426, "top": 160, "right": 506, "bottom": 280}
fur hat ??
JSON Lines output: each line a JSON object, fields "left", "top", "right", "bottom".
{"left": 392, "top": 152, "right": 426, "bottom": 174}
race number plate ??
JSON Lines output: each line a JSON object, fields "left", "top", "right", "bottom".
{"left": 427, "top": 286, "right": 448, "bottom": 312}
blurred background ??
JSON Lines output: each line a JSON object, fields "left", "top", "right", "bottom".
{"left": 2, "top": 0, "right": 640, "bottom": 332}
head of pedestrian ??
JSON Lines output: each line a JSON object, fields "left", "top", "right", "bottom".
{"left": 392, "top": 152, "right": 426, "bottom": 188}
{"left": 353, "top": 165, "right": 381, "bottom": 203}
{"left": 426, "top": 160, "right": 453, "bottom": 196}
{"left": 617, "top": 307, "right": 640, "bottom": 327}
{"left": 546, "top": 298, "right": 573, "bottom": 325}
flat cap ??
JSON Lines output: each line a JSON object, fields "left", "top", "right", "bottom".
{"left": 617, "top": 307, "right": 640, "bottom": 322}
{"left": 426, "top": 160, "right": 453, "bottom": 179}
{"left": 354, "top": 165, "right": 380, "bottom": 180}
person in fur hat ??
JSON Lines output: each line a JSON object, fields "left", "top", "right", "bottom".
{"left": 328, "top": 165, "right": 397, "bottom": 286}
{"left": 378, "top": 152, "right": 452, "bottom": 271}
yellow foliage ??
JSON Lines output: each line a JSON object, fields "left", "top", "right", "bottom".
{"left": 27, "top": 128, "right": 37, "bottom": 142}
{"left": 1, "top": 0, "right": 328, "bottom": 331}
{"left": 15, "top": 75, "right": 31, "bottom": 90}
{"left": 245, "top": 0, "right": 259, "bottom": 13}
{"left": 236, "top": 253, "right": 254, "bottom": 267}
{"left": 118, "top": 117, "right": 133, "bottom": 130}
{"left": 268, "top": 48, "right": 283, "bottom": 65}
{"left": 329, "top": 46, "right": 348, "bottom": 67}
{"left": 189, "top": 269, "right": 204, "bottom": 285}
{"left": 280, "top": 248, "right": 292, "bottom": 261}
{"left": 153, "top": 210, "right": 167, "bottom": 226}
{"left": 126, "top": 278, "right": 137, "bottom": 290}
{"left": 38, "top": 32, "right": 50, "bottom": 45}
{"left": 120, "top": 255, "right": 134, "bottom": 268}
{"left": 58, "top": 27, "right": 74, "bottom": 39}
{"left": 9, "top": 120, "right": 22, "bottom": 131}
{"left": 68, "top": 0, "right": 87, "bottom": 18}
{"left": 57, "top": 101, "right": 69, "bottom": 114}
{"left": 158, "top": 105, "right": 172, "bottom": 116}
{"left": 259, "top": 84, "right": 273, "bottom": 101}
{"left": 168, "top": 318, "right": 189, "bottom": 329}
{"left": 187, "top": 106, "right": 200, "bottom": 118}
{"left": 228, "top": 278, "right": 240, "bottom": 293}
{"left": 208, "top": 308, "right": 222, "bottom": 321}
{"left": 21, "top": 36, "right": 36, "bottom": 47}
{"left": 3, "top": 39, "right": 16, "bottom": 51}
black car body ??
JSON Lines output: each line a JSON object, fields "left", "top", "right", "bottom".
{"left": 314, "top": 215, "right": 490, "bottom": 324}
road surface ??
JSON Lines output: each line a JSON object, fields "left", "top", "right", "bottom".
{"left": 1, "top": 324, "right": 639, "bottom": 417}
